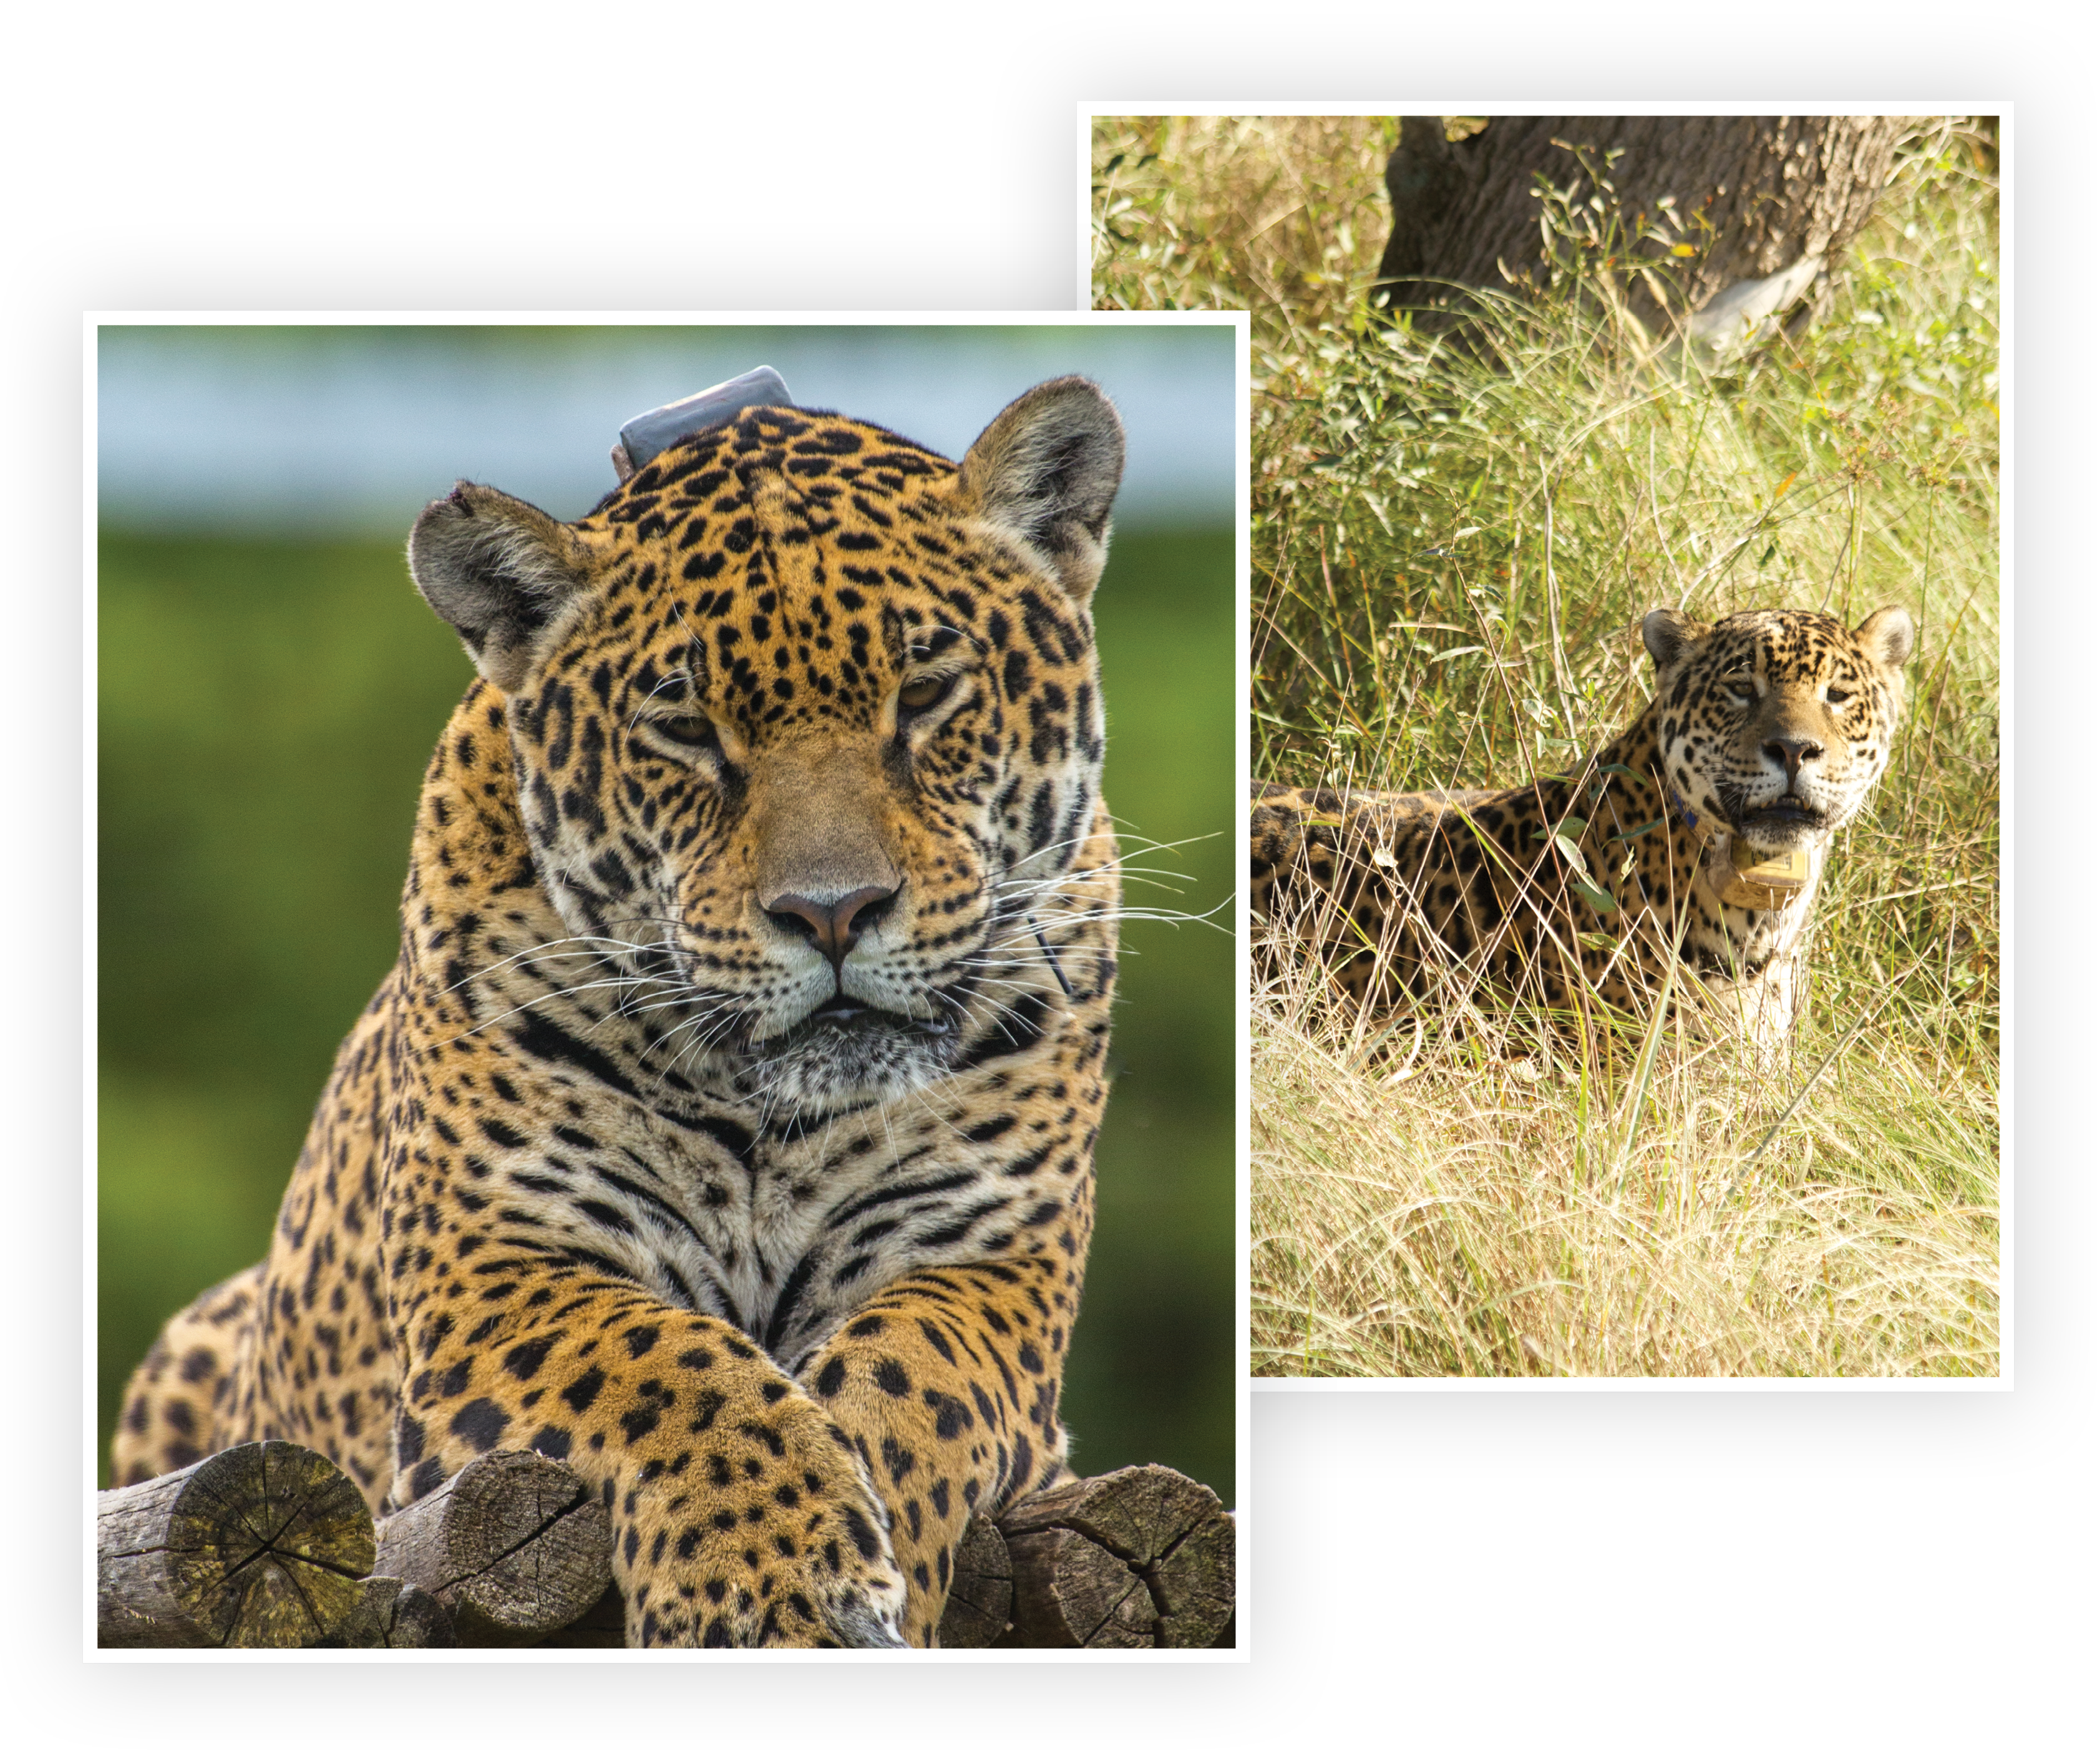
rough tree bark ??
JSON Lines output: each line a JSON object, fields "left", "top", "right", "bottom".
{"left": 1373, "top": 115, "right": 1914, "bottom": 345}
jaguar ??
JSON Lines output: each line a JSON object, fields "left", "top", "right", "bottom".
{"left": 114, "top": 371, "right": 1131, "bottom": 1648}
{"left": 1251, "top": 604, "right": 1915, "bottom": 1052}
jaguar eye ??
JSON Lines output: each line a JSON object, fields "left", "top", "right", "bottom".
{"left": 1722, "top": 674, "right": 1756, "bottom": 703}
{"left": 1826, "top": 686, "right": 1852, "bottom": 705}
{"left": 652, "top": 714, "right": 719, "bottom": 747}
{"left": 897, "top": 676, "right": 951, "bottom": 714}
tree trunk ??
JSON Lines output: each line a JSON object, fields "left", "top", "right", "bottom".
{"left": 1373, "top": 115, "right": 1913, "bottom": 346}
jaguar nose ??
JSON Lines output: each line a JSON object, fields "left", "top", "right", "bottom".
{"left": 1763, "top": 735, "right": 1824, "bottom": 786}
{"left": 763, "top": 883, "right": 899, "bottom": 979}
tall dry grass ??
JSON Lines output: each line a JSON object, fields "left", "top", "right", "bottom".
{"left": 1096, "top": 115, "right": 2000, "bottom": 1377}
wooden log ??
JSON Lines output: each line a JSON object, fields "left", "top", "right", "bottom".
{"left": 535, "top": 1586, "right": 626, "bottom": 1648}
{"left": 996, "top": 1463, "right": 1235, "bottom": 1649}
{"left": 97, "top": 1440, "right": 377, "bottom": 1648}
{"left": 99, "top": 1443, "right": 1226, "bottom": 1650}
{"left": 316, "top": 1576, "right": 456, "bottom": 1649}
{"left": 935, "top": 1509, "right": 1016, "bottom": 1647}
{"left": 373, "top": 1449, "right": 612, "bottom": 1645}
{"left": 525, "top": 1463, "right": 1235, "bottom": 1650}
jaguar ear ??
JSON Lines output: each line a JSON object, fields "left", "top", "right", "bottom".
{"left": 1855, "top": 604, "right": 1916, "bottom": 669}
{"left": 408, "top": 483, "right": 593, "bottom": 693}
{"left": 956, "top": 377, "right": 1126, "bottom": 606}
{"left": 1642, "top": 608, "right": 1709, "bottom": 669}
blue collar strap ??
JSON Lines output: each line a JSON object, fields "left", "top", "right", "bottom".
{"left": 616, "top": 367, "right": 797, "bottom": 476}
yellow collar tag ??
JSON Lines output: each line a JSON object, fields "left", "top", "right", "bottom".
{"left": 1716, "top": 842, "right": 1811, "bottom": 911}
{"left": 1670, "top": 788, "right": 1813, "bottom": 911}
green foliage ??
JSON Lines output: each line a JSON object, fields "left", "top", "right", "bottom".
{"left": 1062, "top": 529, "right": 1237, "bottom": 1489}
{"left": 1095, "top": 117, "right": 1400, "bottom": 324}
{"left": 97, "top": 526, "right": 1236, "bottom": 1492}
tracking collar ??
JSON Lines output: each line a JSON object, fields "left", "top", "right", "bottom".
{"left": 1670, "top": 786, "right": 1811, "bottom": 912}
{"left": 611, "top": 366, "right": 798, "bottom": 482}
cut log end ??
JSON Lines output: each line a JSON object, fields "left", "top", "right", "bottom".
{"left": 936, "top": 1510, "right": 1016, "bottom": 1647}
{"left": 994, "top": 1463, "right": 1235, "bottom": 1649}
{"left": 97, "top": 1440, "right": 377, "bottom": 1649}
{"left": 374, "top": 1448, "right": 613, "bottom": 1645}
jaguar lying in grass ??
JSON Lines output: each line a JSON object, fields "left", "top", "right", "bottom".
{"left": 1251, "top": 604, "right": 1915, "bottom": 1054}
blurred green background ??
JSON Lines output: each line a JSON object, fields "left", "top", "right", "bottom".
{"left": 97, "top": 326, "right": 1237, "bottom": 1504}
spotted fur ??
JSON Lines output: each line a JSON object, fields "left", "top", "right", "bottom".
{"left": 1253, "top": 606, "right": 1914, "bottom": 1050}
{"left": 114, "top": 378, "right": 1131, "bottom": 1648}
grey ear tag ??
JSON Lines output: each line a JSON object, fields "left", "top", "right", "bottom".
{"left": 612, "top": 366, "right": 797, "bottom": 482}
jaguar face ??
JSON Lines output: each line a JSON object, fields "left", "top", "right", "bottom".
{"left": 1643, "top": 604, "right": 1914, "bottom": 853}
{"left": 408, "top": 381, "right": 1125, "bottom": 1112}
